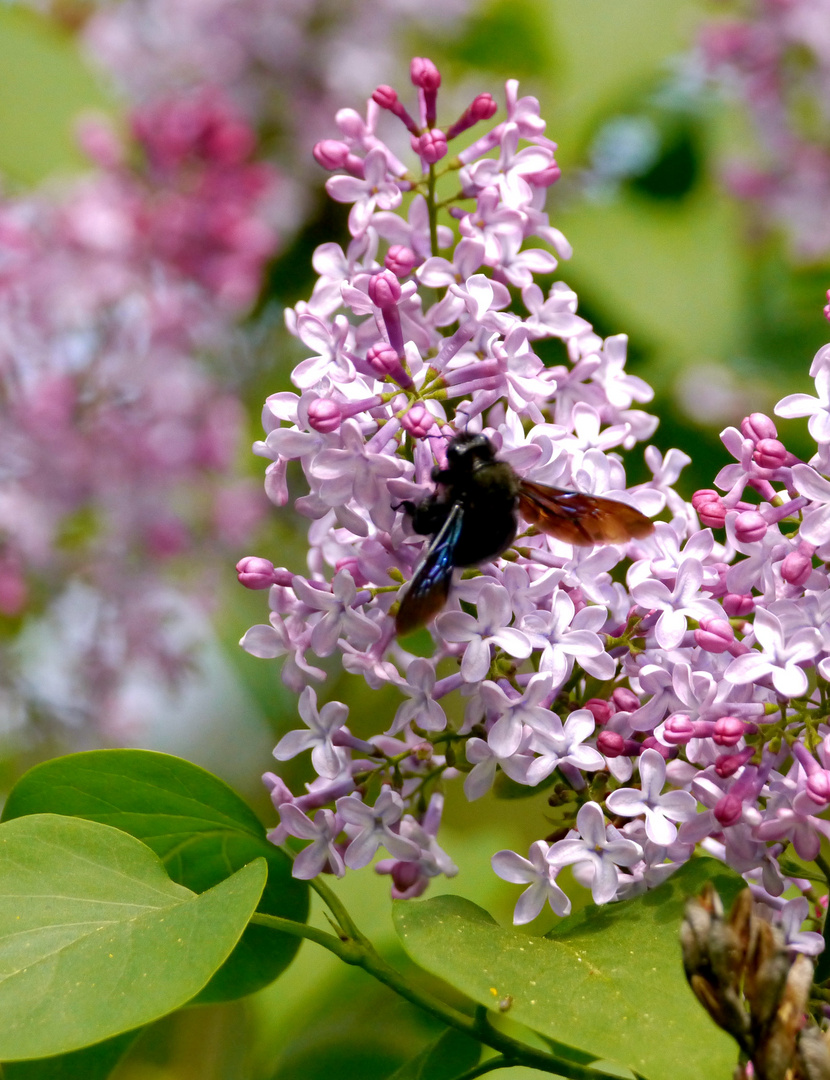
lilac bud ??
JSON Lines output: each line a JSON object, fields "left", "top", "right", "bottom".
{"left": 385, "top": 244, "right": 418, "bottom": 277}
{"left": 733, "top": 510, "right": 768, "bottom": 543}
{"left": 392, "top": 860, "right": 422, "bottom": 891}
{"left": 612, "top": 687, "right": 640, "bottom": 712}
{"left": 401, "top": 404, "right": 435, "bottom": 439}
{"left": 313, "top": 139, "right": 350, "bottom": 170}
{"left": 308, "top": 398, "right": 342, "bottom": 433}
{"left": 692, "top": 488, "right": 720, "bottom": 509}
{"left": 825, "top": 288, "right": 830, "bottom": 322}
{"left": 714, "top": 794, "right": 743, "bottom": 827}
{"left": 741, "top": 412, "right": 777, "bottom": 442}
{"left": 753, "top": 438, "right": 788, "bottom": 469}
{"left": 237, "top": 556, "right": 283, "bottom": 589}
{"left": 372, "top": 85, "right": 398, "bottom": 109}
{"left": 335, "top": 557, "right": 367, "bottom": 586}
{"left": 597, "top": 730, "right": 625, "bottom": 757}
{"left": 713, "top": 717, "right": 745, "bottom": 747}
{"left": 263, "top": 772, "right": 295, "bottom": 809}
{"left": 525, "top": 162, "right": 562, "bottom": 188}
{"left": 695, "top": 617, "right": 735, "bottom": 653}
{"left": 664, "top": 716, "right": 695, "bottom": 745}
{"left": 367, "top": 343, "right": 403, "bottom": 377}
{"left": 781, "top": 550, "right": 812, "bottom": 586}
{"left": 585, "top": 698, "right": 612, "bottom": 724}
{"left": 411, "top": 57, "right": 440, "bottom": 127}
{"left": 410, "top": 57, "right": 441, "bottom": 91}
{"left": 368, "top": 269, "right": 402, "bottom": 308}
{"left": 693, "top": 490, "right": 727, "bottom": 528}
{"left": 412, "top": 129, "right": 447, "bottom": 163}
{"left": 641, "top": 737, "right": 671, "bottom": 759}
{"left": 373, "top": 85, "right": 419, "bottom": 135}
{"left": 715, "top": 748, "right": 754, "bottom": 778}
{"left": 446, "top": 94, "right": 499, "bottom": 140}
{"left": 807, "top": 771, "right": 830, "bottom": 805}
{"left": 471, "top": 93, "right": 498, "bottom": 121}
{"left": 365, "top": 343, "right": 413, "bottom": 389}
{"left": 723, "top": 592, "right": 754, "bottom": 617}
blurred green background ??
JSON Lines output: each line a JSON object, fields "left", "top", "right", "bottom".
{"left": 1, "top": 0, "right": 826, "bottom": 1076}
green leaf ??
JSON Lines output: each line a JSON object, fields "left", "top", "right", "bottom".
{"left": 384, "top": 1027, "right": 481, "bottom": 1079}
{"left": 2, "top": 750, "right": 309, "bottom": 1001}
{"left": 778, "top": 853, "right": 827, "bottom": 886}
{"left": 2, "top": 1031, "right": 138, "bottom": 1080}
{"left": 0, "top": 814, "right": 266, "bottom": 1060}
{"left": 394, "top": 858, "right": 744, "bottom": 1080}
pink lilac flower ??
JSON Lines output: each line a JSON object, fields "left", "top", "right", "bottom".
{"left": 244, "top": 61, "right": 830, "bottom": 951}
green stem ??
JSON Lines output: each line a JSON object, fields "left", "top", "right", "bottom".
{"left": 309, "top": 872, "right": 364, "bottom": 940}
{"left": 250, "top": 908, "right": 625, "bottom": 1080}
{"left": 427, "top": 163, "right": 439, "bottom": 257}
{"left": 815, "top": 851, "right": 830, "bottom": 888}
{"left": 813, "top": 852, "right": 830, "bottom": 983}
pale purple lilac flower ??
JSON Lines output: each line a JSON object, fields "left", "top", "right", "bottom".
{"left": 547, "top": 801, "right": 643, "bottom": 905}
{"left": 491, "top": 841, "right": 571, "bottom": 925}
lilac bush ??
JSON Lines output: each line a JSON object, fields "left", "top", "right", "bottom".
{"left": 68, "top": 0, "right": 473, "bottom": 230}
{"left": 0, "top": 91, "right": 276, "bottom": 736}
{"left": 699, "top": 0, "right": 830, "bottom": 260}
{"left": 240, "top": 58, "right": 830, "bottom": 942}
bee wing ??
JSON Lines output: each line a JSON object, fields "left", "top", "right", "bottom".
{"left": 517, "top": 479, "right": 654, "bottom": 546}
{"left": 395, "top": 501, "right": 464, "bottom": 636}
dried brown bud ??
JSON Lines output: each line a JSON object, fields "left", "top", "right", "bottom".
{"left": 681, "top": 886, "right": 822, "bottom": 1080}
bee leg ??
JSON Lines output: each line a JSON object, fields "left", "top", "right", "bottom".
{"left": 396, "top": 495, "right": 451, "bottom": 536}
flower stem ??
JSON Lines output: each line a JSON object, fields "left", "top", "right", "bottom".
{"left": 427, "top": 163, "right": 439, "bottom": 256}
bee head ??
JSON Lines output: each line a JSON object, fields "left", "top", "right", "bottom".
{"left": 446, "top": 432, "right": 496, "bottom": 468}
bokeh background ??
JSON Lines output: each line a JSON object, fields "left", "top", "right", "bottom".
{"left": 1, "top": 0, "right": 828, "bottom": 1076}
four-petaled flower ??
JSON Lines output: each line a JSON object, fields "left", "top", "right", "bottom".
{"left": 491, "top": 840, "right": 571, "bottom": 924}
{"left": 547, "top": 801, "right": 643, "bottom": 904}
{"left": 605, "top": 749, "right": 697, "bottom": 845}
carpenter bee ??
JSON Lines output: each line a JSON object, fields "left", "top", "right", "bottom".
{"left": 394, "top": 433, "right": 654, "bottom": 636}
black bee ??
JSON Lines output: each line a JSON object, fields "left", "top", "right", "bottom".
{"left": 394, "top": 432, "right": 654, "bottom": 635}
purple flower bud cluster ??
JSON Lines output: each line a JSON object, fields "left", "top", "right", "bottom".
{"left": 244, "top": 60, "right": 830, "bottom": 937}
{"left": 0, "top": 91, "right": 275, "bottom": 734}
{"left": 698, "top": 0, "right": 830, "bottom": 260}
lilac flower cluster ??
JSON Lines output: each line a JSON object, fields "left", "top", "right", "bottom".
{"left": 699, "top": 0, "right": 830, "bottom": 259}
{"left": 243, "top": 59, "right": 830, "bottom": 938}
{"left": 0, "top": 92, "right": 276, "bottom": 737}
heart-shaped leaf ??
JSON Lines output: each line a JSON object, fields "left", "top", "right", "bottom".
{"left": 2, "top": 749, "right": 308, "bottom": 1001}
{"left": 394, "top": 858, "right": 743, "bottom": 1080}
{"left": 0, "top": 814, "right": 266, "bottom": 1060}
